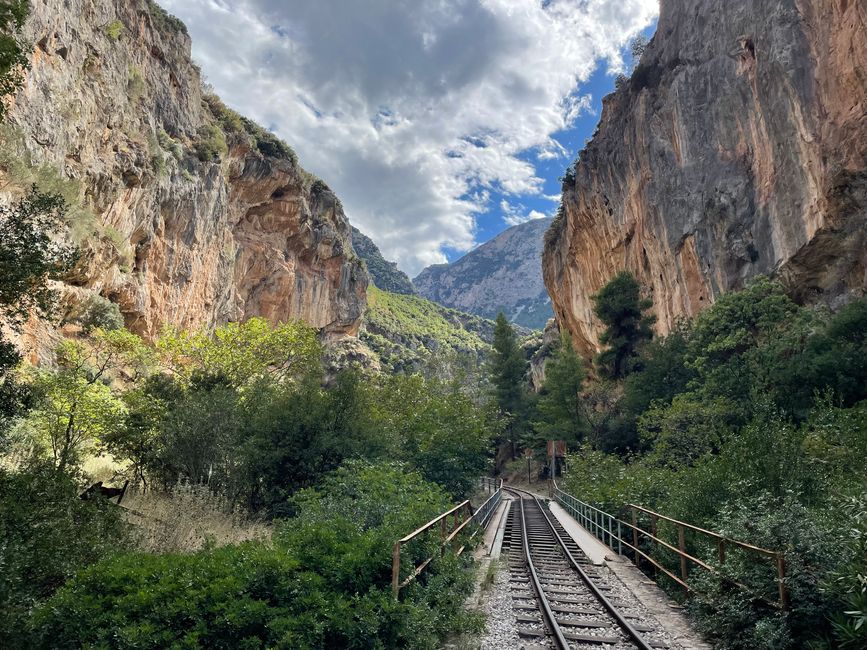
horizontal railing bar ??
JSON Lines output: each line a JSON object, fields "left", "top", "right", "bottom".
{"left": 628, "top": 504, "right": 777, "bottom": 557}
{"left": 398, "top": 500, "right": 471, "bottom": 543}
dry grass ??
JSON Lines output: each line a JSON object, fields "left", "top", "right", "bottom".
{"left": 121, "top": 483, "right": 272, "bottom": 553}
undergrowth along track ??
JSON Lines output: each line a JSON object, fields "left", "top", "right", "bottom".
{"left": 502, "top": 487, "right": 669, "bottom": 650}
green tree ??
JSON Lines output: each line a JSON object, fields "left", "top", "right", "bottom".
{"left": 592, "top": 271, "right": 655, "bottom": 379}
{"left": 488, "top": 312, "right": 528, "bottom": 458}
{"left": 533, "top": 334, "right": 588, "bottom": 446}
{"left": 0, "top": 0, "right": 29, "bottom": 120}
{"left": 157, "top": 317, "right": 321, "bottom": 387}
{"left": 0, "top": 189, "right": 77, "bottom": 431}
{"left": 369, "top": 374, "right": 493, "bottom": 498}
{"left": 100, "top": 374, "right": 178, "bottom": 488}
{"left": 27, "top": 330, "right": 145, "bottom": 472}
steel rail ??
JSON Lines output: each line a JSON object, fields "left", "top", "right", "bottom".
{"left": 506, "top": 486, "right": 655, "bottom": 650}
{"left": 513, "top": 488, "right": 571, "bottom": 649}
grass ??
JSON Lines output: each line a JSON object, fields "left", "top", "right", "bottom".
{"left": 121, "top": 484, "right": 271, "bottom": 553}
{"left": 362, "top": 286, "right": 494, "bottom": 372}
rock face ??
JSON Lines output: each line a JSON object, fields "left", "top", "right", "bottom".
{"left": 350, "top": 227, "right": 416, "bottom": 295}
{"left": 3, "top": 0, "right": 366, "bottom": 342}
{"left": 543, "top": 0, "right": 866, "bottom": 356}
{"left": 415, "top": 218, "right": 554, "bottom": 330}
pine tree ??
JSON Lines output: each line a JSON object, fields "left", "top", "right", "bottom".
{"left": 592, "top": 271, "right": 655, "bottom": 379}
{"left": 489, "top": 313, "right": 528, "bottom": 458}
{"left": 534, "top": 334, "right": 588, "bottom": 446}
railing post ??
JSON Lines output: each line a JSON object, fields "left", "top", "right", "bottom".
{"left": 617, "top": 520, "right": 623, "bottom": 556}
{"left": 392, "top": 542, "right": 401, "bottom": 600}
{"left": 718, "top": 539, "right": 726, "bottom": 564}
{"left": 777, "top": 553, "right": 787, "bottom": 610}
{"left": 441, "top": 517, "right": 447, "bottom": 556}
{"left": 678, "top": 524, "right": 688, "bottom": 589}
{"left": 631, "top": 507, "right": 639, "bottom": 566}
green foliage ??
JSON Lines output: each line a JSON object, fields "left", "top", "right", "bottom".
{"left": 819, "top": 496, "right": 867, "bottom": 649}
{"left": 0, "top": 461, "right": 129, "bottom": 646}
{"left": 0, "top": 188, "right": 77, "bottom": 326}
{"left": 685, "top": 276, "right": 799, "bottom": 415}
{"left": 204, "top": 93, "right": 245, "bottom": 135}
{"left": 194, "top": 123, "right": 228, "bottom": 162}
{"left": 488, "top": 312, "right": 530, "bottom": 455}
{"left": 351, "top": 226, "right": 416, "bottom": 295}
{"left": 367, "top": 374, "right": 493, "bottom": 498}
{"left": 157, "top": 126, "right": 184, "bottom": 160}
{"left": 128, "top": 66, "right": 145, "bottom": 103}
{"left": 157, "top": 317, "right": 321, "bottom": 387}
{"left": 0, "top": 0, "right": 29, "bottom": 121}
{"left": 27, "top": 331, "right": 147, "bottom": 472}
{"left": 362, "top": 285, "right": 492, "bottom": 373}
{"left": 146, "top": 0, "right": 188, "bottom": 36}
{"left": 104, "top": 19, "right": 124, "bottom": 41}
{"left": 688, "top": 493, "right": 840, "bottom": 650}
{"left": 639, "top": 394, "right": 734, "bottom": 466}
{"left": 560, "top": 287, "right": 867, "bottom": 647}
{"left": 33, "top": 462, "right": 479, "bottom": 649}
{"left": 68, "top": 294, "right": 124, "bottom": 333}
{"left": 0, "top": 188, "right": 77, "bottom": 431}
{"left": 592, "top": 271, "right": 655, "bottom": 379}
{"left": 239, "top": 115, "right": 298, "bottom": 164}
{"left": 533, "top": 334, "right": 588, "bottom": 446}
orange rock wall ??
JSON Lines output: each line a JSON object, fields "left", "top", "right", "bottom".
{"left": 4, "top": 0, "right": 366, "bottom": 349}
{"left": 543, "top": 0, "right": 866, "bottom": 356}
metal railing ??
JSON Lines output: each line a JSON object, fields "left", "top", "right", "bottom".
{"left": 391, "top": 478, "right": 502, "bottom": 599}
{"left": 473, "top": 477, "right": 503, "bottom": 530}
{"left": 552, "top": 481, "right": 788, "bottom": 609}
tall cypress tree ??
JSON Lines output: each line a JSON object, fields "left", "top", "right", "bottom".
{"left": 533, "top": 334, "right": 588, "bottom": 446}
{"left": 592, "top": 271, "right": 655, "bottom": 379}
{"left": 489, "top": 313, "right": 528, "bottom": 459}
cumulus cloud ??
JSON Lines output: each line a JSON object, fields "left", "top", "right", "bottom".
{"left": 162, "top": 0, "right": 657, "bottom": 274}
{"left": 501, "top": 201, "right": 551, "bottom": 227}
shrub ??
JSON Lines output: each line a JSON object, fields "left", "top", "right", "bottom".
{"left": 239, "top": 116, "right": 297, "bottom": 165}
{"left": 33, "top": 462, "right": 480, "bottom": 649}
{"left": 146, "top": 0, "right": 187, "bottom": 36}
{"left": 0, "top": 462, "right": 129, "bottom": 646}
{"left": 127, "top": 66, "right": 145, "bottom": 102}
{"left": 194, "top": 123, "right": 228, "bottom": 162}
{"left": 69, "top": 294, "right": 124, "bottom": 333}
{"left": 104, "top": 19, "right": 124, "bottom": 41}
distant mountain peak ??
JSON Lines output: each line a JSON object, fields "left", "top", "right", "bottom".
{"left": 413, "top": 217, "right": 554, "bottom": 330}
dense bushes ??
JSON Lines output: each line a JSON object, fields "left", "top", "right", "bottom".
{"left": 559, "top": 278, "right": 867, "bottom": 648}
{"left": 32, "top": 463, "right": 480, "bottom": 649}
{"left": 0, "top": 462, "right": 129, "bottom": 645}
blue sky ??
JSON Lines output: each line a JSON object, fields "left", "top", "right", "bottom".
{"left": 162, "top": 0, "right": 659, "bottom": 276}
{"left": 465, "top": 47, "right": 652, "bottom": 257}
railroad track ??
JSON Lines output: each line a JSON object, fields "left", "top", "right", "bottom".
{"left": 502, "top": 487, "right": 670, "bottom": 650}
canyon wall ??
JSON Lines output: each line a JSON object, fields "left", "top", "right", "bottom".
{"left": 543, "top": 0, "right": 866, "bottom": 355}
{"left": 3, "top": 0, "right": 366, "bottom": 348}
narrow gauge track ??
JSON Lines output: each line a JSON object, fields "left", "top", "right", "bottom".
{"left": 502, "top": 487, "right": 667, "bottom": 650}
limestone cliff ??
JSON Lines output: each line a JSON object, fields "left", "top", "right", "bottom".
{"left": 543, "top": 0, "right": 866, "bottom": 355}
{"left": 2, "top": 0, "right": 366, "bottom": 345}
{"left": 415, "top": 218, "right": 554, "bottom": 330}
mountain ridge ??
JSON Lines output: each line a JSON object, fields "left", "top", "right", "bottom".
{"left": 414, "top": 217, "right": 554, "bottom": 330}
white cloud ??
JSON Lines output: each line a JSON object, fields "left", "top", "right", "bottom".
{"left": 162, "top": 0, "right": 658, "bottom": 275}
{"left": 501, "top": 202, "right": 550, "bottom": 227}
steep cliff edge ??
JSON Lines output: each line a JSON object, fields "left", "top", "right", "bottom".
{"left": 543, "top": 0, "right": 866, "bottom": 356}
{"left": 2, "top": 0, "right": 366, "bottom": 345}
